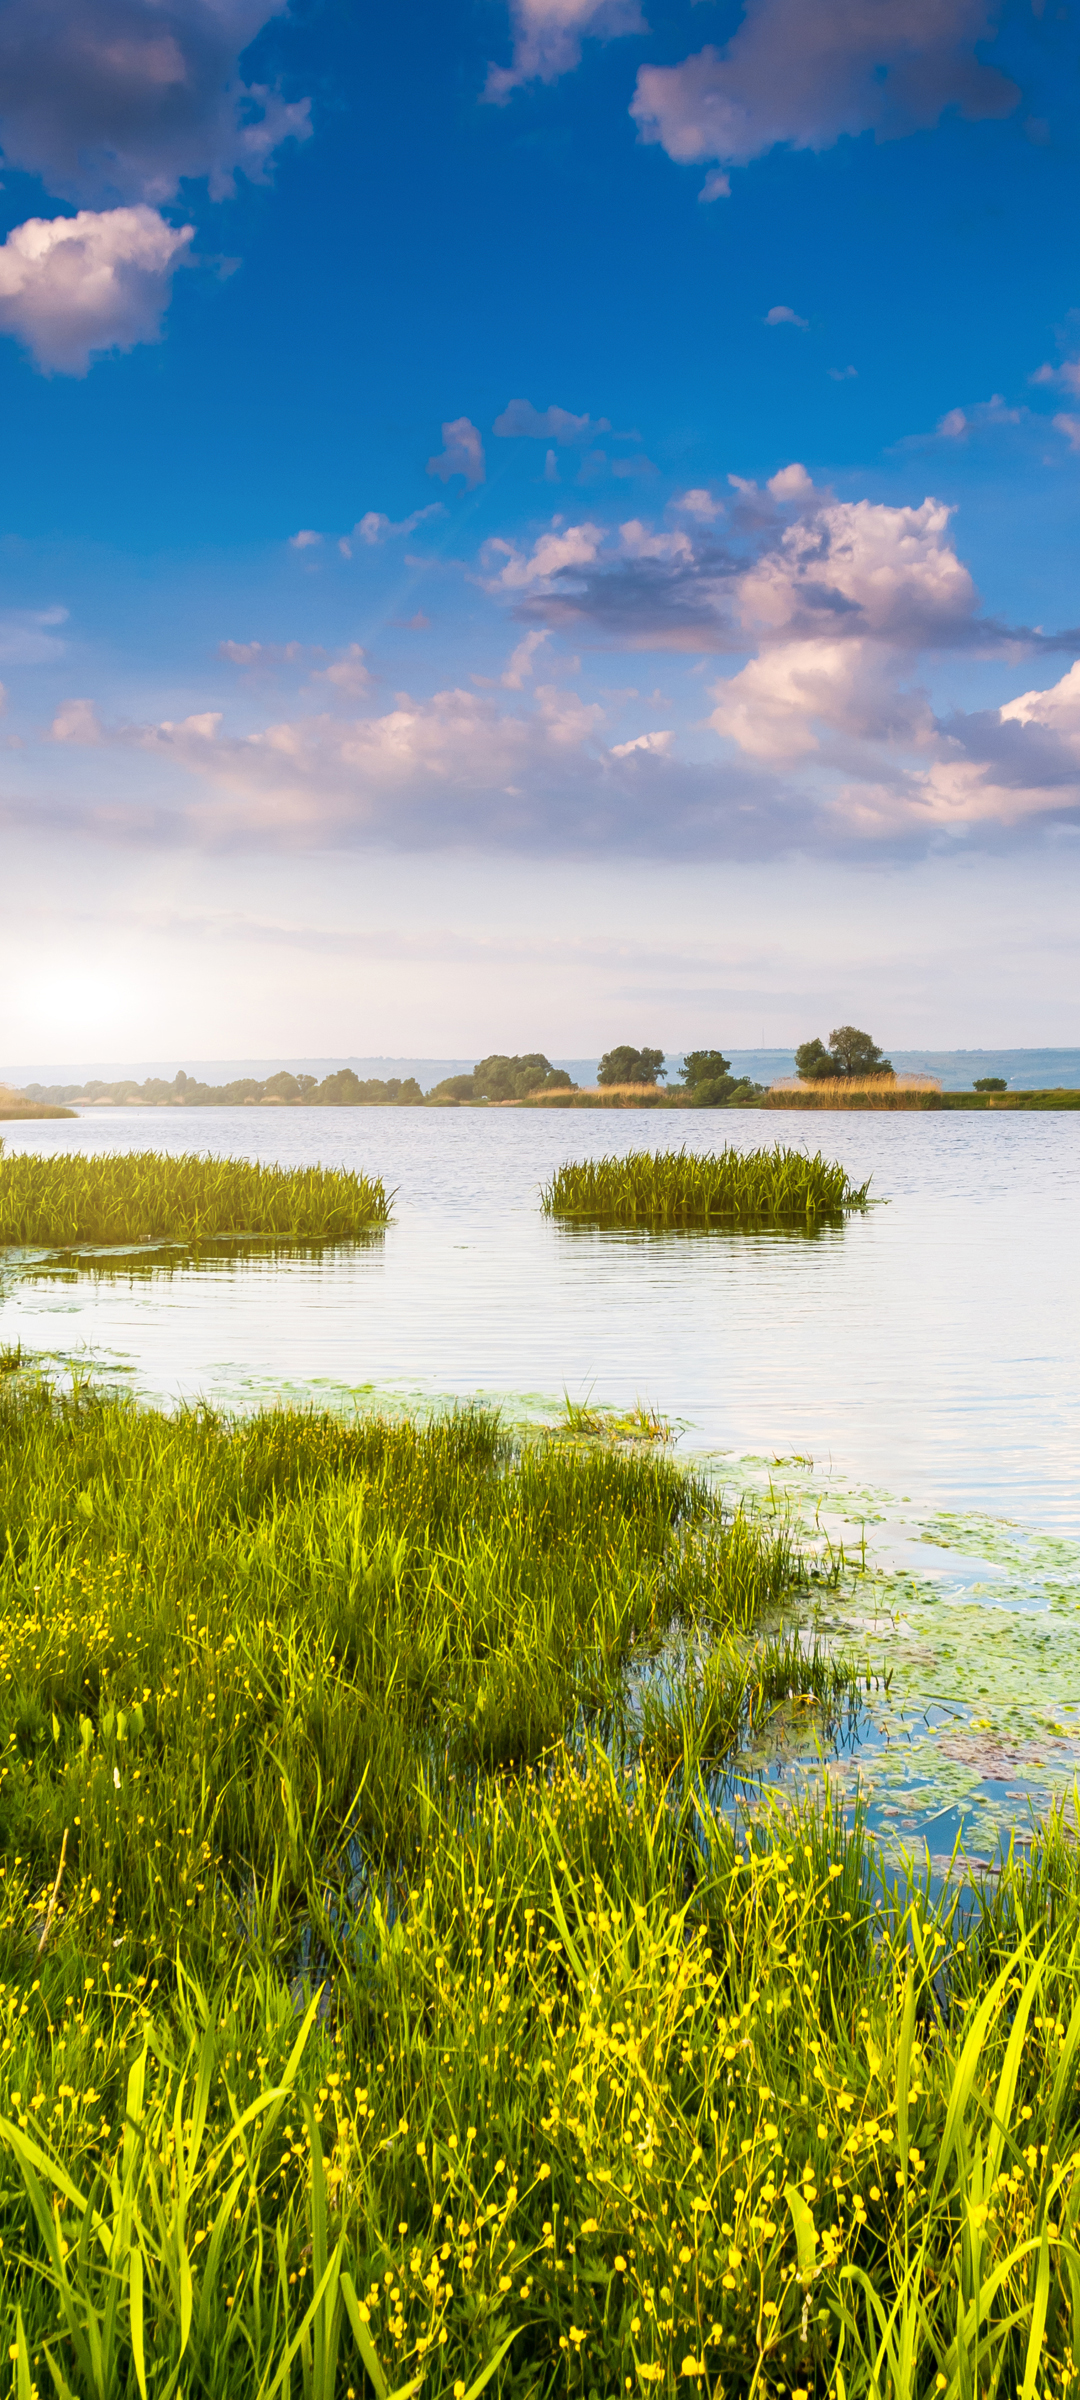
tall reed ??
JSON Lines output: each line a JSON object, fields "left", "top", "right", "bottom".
{"left": 0, "top": 1143, "right": 390, "bottom": 1244}
{"left": 542, "top": 1144, "right": 871, "bottom": 1226}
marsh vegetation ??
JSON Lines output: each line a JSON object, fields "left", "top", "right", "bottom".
{"left": 0, "top": 1146, "right": 391, "bottom": 1247}
{"left": 542, "top": 1145, "right": 871, "bottom": 1228}
{"left": 0, "top": 1383, "right": 1077, "bottom": 2393}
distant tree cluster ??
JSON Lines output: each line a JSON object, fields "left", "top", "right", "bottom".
{"left": 308, "top": 1072, "right": 424, "bottom": 1106}
{"left": 22, "top": 1043, "right": 771, "bottom": 1111}
{"left": 794, "top": 1027, "right": 893, "bottom": 1083}
{"left": 974, "top": 1076, "right": 1007, "bottom": 1093}
{"left": 22, "top": 1068, "right": 424, "bottom": 1108}
{"left": 427, "top": 1054, "right": 575, "bottom": 1105}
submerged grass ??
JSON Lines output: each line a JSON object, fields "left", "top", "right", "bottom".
{"left": 1, "top": 1384, "right": 1079, "bottom": 2394}
{"left": 0, "top": 1143, "right": 391, "bottom": 1245}
{"left": 542, "top": 1144, "right": 871, "bottom": 1228}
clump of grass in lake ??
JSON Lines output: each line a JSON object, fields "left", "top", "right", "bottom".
{"left": 542, "top": 1143, "right": 871, "bottom": 1228}
{"left": 1, "top": 1384, "right": 1079, "bottom": 2395}
{"left": 0, "top": 1141, "right": 390, "bottom": 1245}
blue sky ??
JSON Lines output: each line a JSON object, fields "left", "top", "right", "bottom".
{"left": 3, "top": 0, "right": 1080, "bottom": 1061}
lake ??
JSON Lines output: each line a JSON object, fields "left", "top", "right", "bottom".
{"left": 1, "top": 1103, "right": 1078, "bottom": 1864}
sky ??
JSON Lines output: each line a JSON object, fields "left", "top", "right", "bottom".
{"left": 3, "top": 0, "right": 1080, "bottom": 1062}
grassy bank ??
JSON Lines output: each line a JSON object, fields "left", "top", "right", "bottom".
{"left": 542, "top": 1145, "right": 871, "bottom": 1227}
{"left": 0, "top": 1145, "right": 390, "bottom": 1245}
{"left": 0, "top": 1384, "right": 1077, "bottom": 2392}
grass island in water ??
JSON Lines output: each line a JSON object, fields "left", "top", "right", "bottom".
{"left": 0, "top": 1144, "right": 391, "bottom": 1247}
{"left": 542, "top": 1144, "right": 871, "bottom": 1229}
{"left": 0, "top": 1381, "right": 1077, "bottom": 2392}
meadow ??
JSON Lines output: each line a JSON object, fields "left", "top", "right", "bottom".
{"left": 0, "top": 1377, "right": 1076, "bottom": 2395}
{"left": 0, "top": 1146, "right": 391, "bottom": 1246}
{"left": 541, "top": 1146, "right": 871, "bottom": 1228}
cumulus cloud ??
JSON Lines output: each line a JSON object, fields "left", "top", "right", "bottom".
{"left": 499, "top": 484, "right": 999, "bottom": 659}
{"left": 673, "top": 488, "right": 723, "bottom": 521}
{"left": 482, "top": 521, "right": 606, "bottom": 592}
{"left": 493, "top": 397, "right": 612, "bottom": 444}
{"left": 629, "top": 0, "right": 1018, "bottom": 194}
{"left": 485, "top": 0, "right": 645, "bottom": 101}
{"left": 765, "top": 305, "right": 808, "bottom": 328}
{"left": 289, "top": 529, "right": 321, "bottom": 550}
{"left": 709, "top": 638, "right": 931, "bottom": 762}
{"left": 0, "top": 205, "right": 192, "bottom": 372}
{"left": 0, "top": 0, "right": 311, "bottom": 208}
{"left": 1053, "top": 414, "right": 1080, "bottom": 452}
{"left": 427, "top": 418, "right": 486, "bottom": 489}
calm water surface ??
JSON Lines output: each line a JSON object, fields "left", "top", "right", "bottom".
{"left": 2, "top": 1105, "right": 1078, "bottom": 1857}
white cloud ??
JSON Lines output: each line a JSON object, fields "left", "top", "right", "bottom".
{"left": 0, "top": 0, "right": 311, "bottom": 208}
{"left": 493, "top": 397, "right": 611, "bottom": 443}
{"left": 51, "top": 698, "right": 104, "bottom": 743}
{"left": 672, "top": 488, "right": 723, "bottom": 520}
{"left": 933, "top": 394, "right": 1021, "bottom": 439}
{"left": 289, "top": 529, "right": 322, "bottom": 551}
{"left": 765, "top": 305, "right": 808, "bottom": 328}
{"left": 501, "top": 631, "right": 550, "bottom": 688}
{"left": 1000, "top": 660, "right": 1080, "bottom": 739}
{"left": 735, "top": 495, "right": 977, "bottom": 643}
{"left": 710, "top": 638, "right": 931, "bottom": 761}
{"left": 630, "top": 0, "right": 1017, "bottom": 192}
{"left": 350, "top": 504, "right": 444, "bottom": 547}
{"left": 765, "top": 462, "right": 814, "bottom": 501}
{"left": 1032, "top": 358, "right": 1080, "bottom": 396}
{"left": 309, "top": 645, "right": 371, "bottom": 697}
{"left": 0, "top": 205, "right": 192, "bottom": 373}
{"left": 485, "top": 0, "right": 645, "bottom": 101}
{"left": 427, "top": 417, "right": 486, "bottom": 489}
{"left": 619, "top": 519, "right": 693, "bottom": 563}
{"left": 219, "top": 640, "right": 305, "bottom": 666}
{"left": 1053, "top": 414, "right": 1080, "bottom": 452}
{"left": 611, "top": 729, "right": 673, "bottom": 756}
{"left": 482, "top": 521, "right": 605, "bottom": 591}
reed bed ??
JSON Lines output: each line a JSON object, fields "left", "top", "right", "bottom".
{"left": 0, "top": 1143, "right": 390, "bottom": 1245}
{"left": 0, "top": 1384, "right": 1078, "bottom": 2394}
{"left": 763, "top": 1080, "right": 942, "bottom": 1113}
{"left": 542, "top": 1144, "right": 871, "bottom": 1227}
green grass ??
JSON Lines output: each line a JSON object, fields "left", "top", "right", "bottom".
{"left": 0, "top": 1383, "right": 1077, "bottom": 2396}
{"left": 541, "top": 1145, "right": 871, "bottom": 1228}
{"left": 0, "top": 1144, "right": 391, "bottom": 1245}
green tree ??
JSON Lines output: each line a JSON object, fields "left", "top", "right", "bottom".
{"left": 597, "top": 1046, "right": 666, "bottom": 1087}
{"left": 795, "top": 1027, "right": 893, "bottom": 1082}
{"left": 677, "top": 1049, "right": 731, "bottom": 1090}
{"left": 974, "top": 1076, "right": 1007, "bottom": 1093}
